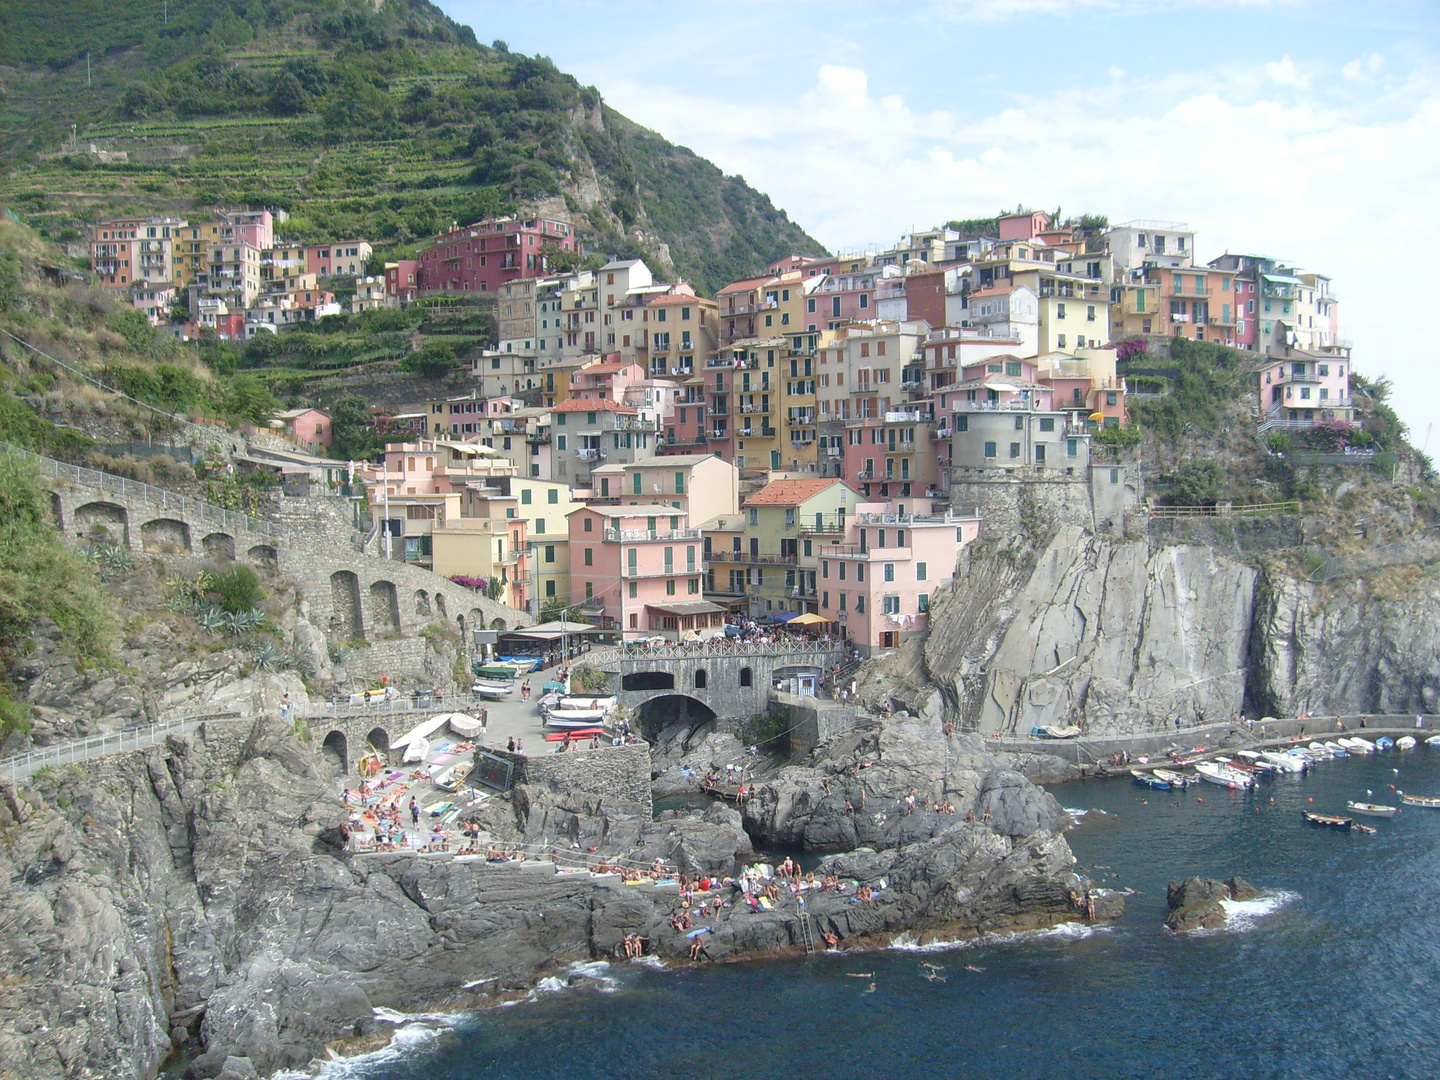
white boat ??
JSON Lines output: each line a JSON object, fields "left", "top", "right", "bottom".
{"left": 1153, "top": 768, "right": 1198, "bottom": 787}
{"left": 1427, "top": 735, "right": 1440, "bottom": 747}
{"left": 544, "top": 710, "right": 610, "bottom": 729}
{"left": 1307, "top": 741, "right": 1334, "bottom": 759}
{"left": 1398, "top": 792, "right": 1440, "bottom": 809}
{"left": 402, "top": 736, "right": 430, "bottom": 764}
{"left": 1235, "top": 751, "right": 1278, "bottom": 774}
{"left": 447, "top": 713, "right": 484, "bottom": 739}
{"left": 1339, "top": 737, "right": 1375, "bottom": 754}
{"left": 1396, "top": 736, "right": 1418, "bottom": 750}
{"left": 558, "top": 695, "right": 615, "bottom": 712}
{"left": 472, "top": 680, "right": 515, "bottom": 699}
{"left": 1324, "top": 740, "right": 1350, "bottom": 757}
{"left": 1196, "top": 761, "right": 1255, "bottom": 789}
{"left": 1346, "top": 801, "right": 1397, "bottom": 818}
{"left": 1259, "top": 750, "right": 1306, "bottom": 773}
{"left": 392, "top": 713, "right": 452, "bottom": 753}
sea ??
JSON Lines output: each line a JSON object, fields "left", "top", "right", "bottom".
{"left": 316, "top": 745, "right": 1440, "bottom": 1080}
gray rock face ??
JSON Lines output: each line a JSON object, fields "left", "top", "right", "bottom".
{"left": 924, "top": 527, "right": 1257, "bottom": 736}
{"left": 1164, "top": 875, "right": 1259, "bottom": 932}
{"left": 650, "top": 730, "right": 750, "bottom": 797}
{"left": 741, "top": 718, "right": 1065, "bottom": 850}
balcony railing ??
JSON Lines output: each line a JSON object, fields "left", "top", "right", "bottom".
{"left": 853, "top": 508, "right": 979, "bottom": 524}
{"left": 883, "top": 410, "right": 930, "bottom": 424}
{"left": 952, "top": 399, "right": 1037, "bottom": 412}
{"left": 786, "top": 584, "right": 818, "bottom": 599}
{"left": 707, "top": 430, "right": 730, "bottom": 440}
{"left": 798, "top": 515, "right": 847, "bottom": 535}
{"left": 1169, "top": 286, "right": 1212, "bottom": 298}
{"left": 576, "top": 448, "right": 605, "bottom": 461}
{"left": 704, "top": 551, "right": 797, "bottom": 565}
{"left": 709, "top": 406, "right": 730, "bottom": 417}
{"left": 605, "top": 528, "right": 703, "bottom": 542}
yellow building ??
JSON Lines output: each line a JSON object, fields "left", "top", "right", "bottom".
{"left": 458, "top": 475, "right": 584, "bottom": 609}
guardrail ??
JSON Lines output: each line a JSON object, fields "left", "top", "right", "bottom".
{"left": 583, "top": 638, "right": 842, "bottom": 667}
{"left": 5, "top": 443, "right": 286, "bottom": 540}
{"left": 1, "top": 711, "right": 244, "bottom": 783}
{"left": 1144, "top": 501, "right": 1300, "bottom": 518}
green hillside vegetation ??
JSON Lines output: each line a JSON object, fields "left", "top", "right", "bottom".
{"left": 0, "top": 0, "right": 822, "bottom": 293}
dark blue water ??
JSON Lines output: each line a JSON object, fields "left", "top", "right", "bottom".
{"left": 344, "top": 750, "right": 1440, "bottom": 1080}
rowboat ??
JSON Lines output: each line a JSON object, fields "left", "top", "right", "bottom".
{"left": 1396, "top": 736, "right": 1417, "bottom": 750}
{"left": 1346, "top": 801, "right": 1398, "bottom": 818}
{"left": 544, "top": 710, "right": 611, "bottom": 729}
{"left": 1132, "top": 770, "right": 1171, "bottom": 790}
{"left": 556, "top": 695, "right": 616, "bottom": 712}
{"left": 473, "top": 664, "right": 519, "bottom": 682}
{"left": 1196, "top": 762, "right": 1254, "bottom": 789}
{"left": 1340, "top": 737, "right": 1375, "bottom": 754}
{"left": 1153, "top": 768, "right": 1197, "bottom": 787}
{"left": 1303, "top": 811, "right": 1353, "bottom": 828}
{"left": 1375, "top": 737, "right": 1395, "bottom": 751}
{"left": 1323, "top": 740, "right": 1350, "bottom": 757}
{"left": 472, "top": 680, "right": 514, "bottom": 699}
{"left": 1426, "top": 735, "right": 1440, "bottom": 747}
{"left": 1399, "top": 792, "right": 1440, "bottom": 808}
{"left": 543, "top": 728, "right": 606, "bottom": 742}
{"left": 1352, "top": 822, "right": 1377, "bottom": 834}
{"left": 1307, "top": 741, "right": 1334, "bottom": 759}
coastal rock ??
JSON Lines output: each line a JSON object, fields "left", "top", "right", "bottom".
{"left": 650, "top": 731, "right": 750, "bottom": 797}
{"left": 1165, "top": 875, "right": 1258, "bottom": 932}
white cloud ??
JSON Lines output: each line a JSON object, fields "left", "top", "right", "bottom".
{"left": 1342, "top": 52, "right": 1385, "bottom": 82}
{"left": 1265, "top": 55, "right": 1312, "bottom": 88}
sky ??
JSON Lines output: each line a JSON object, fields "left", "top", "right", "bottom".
{"left": 440, "top": 0, "right": 1440, "bottom": 448}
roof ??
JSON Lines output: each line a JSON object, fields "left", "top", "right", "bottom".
{"left": 950, "top": 376, "right": 1048, "bottom": 392}
{"left": 644, "top": 600, "right": 726, "bottom": 617}
{"left": 647, "top": 292, "right": 711, "bottom": 305}
{"left": 275, "top": 407, "right": 327, "bottom": 419}
{"left": 552, "top": 399, "right": 637, "bottom": 414}
{"left": 601, "top": 258, "right": 646, "bottom": 270}
{"left": 967, "top": 286, "right": 1021, "bottom": 298}
{"left": 588, "top": 453, "right": 718, "bottom": 474}
{"left": 744, "top": 478, "right": 851, "bottom": 507}
{"left": 568, "top": 505, "right": 691, "bottom": 520}
{"left": 718, "top": 275, "right": 771, "bottom": 295}
{"left": 584, "top": 360, "right": 638, "bottom": 373}
{"left": 696, "top": 514, "right": 746, "bottom": 532}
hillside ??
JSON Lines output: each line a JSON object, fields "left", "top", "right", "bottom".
{"left": 0, "top": 0, "right": 822, "bottom": 293}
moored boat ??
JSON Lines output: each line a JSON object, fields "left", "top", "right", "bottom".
{"left": 1303, "top": 811, "right": 1353, "bottom": 828}
{"left": 1307, "top": 741, "right": 1334, "bottom": 759}
{"left": 1346, "top": 801, "right": 1398, "bottom": 818}
{"left": 1197, "top": 761, "right": 1254, "bottom": 789}
{"left": 1235, "top": 751, "right": 1278, "bottom": 774}
{"left": 1396, "top": 736, "right": 1417, "bottom": 750}
{"left": 1132, "top": 770, "right": 1171, "bottom": 790}
{"left": 1426, "top": 735, "right": 1440, "bottom": 747}
{"left": 1398, "top": 792, "right": 1440, "bottom": 808}
{"left": 1259, "top": 750, "right": 1306, "bottom": 773}
{"left": 1153, "top": 768, "right": 1197, "bottom": 787}
{"left": 1375, "top": 737, "right": 1395, "bottom": 751}
{"left": 1323, "top": 740, "right": 1350, "bottom": 757}
{"left": 1340, "top": 737, "right": 1375, "bottom": 754}
{"left": 1352, "top": 822, "right": 1378, "bottom": 834}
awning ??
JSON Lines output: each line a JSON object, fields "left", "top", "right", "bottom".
{"left": 644, "top": 600, "right": 726, "bottom": 617}
{"left": 789, "top": 612, "right": 830, "bottom": 626}
{"left": 770, "top": 611, "right": 799, "bottom": 623}
{"left": 1261, "top": 274, "right": 1304, "bottom": 286}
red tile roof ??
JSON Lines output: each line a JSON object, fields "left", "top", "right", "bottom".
{"left": 744, "top": 478, "right": 849, "bottom": 506}
{"left": 552, "top": 398, "right": 637, "bottom": 413}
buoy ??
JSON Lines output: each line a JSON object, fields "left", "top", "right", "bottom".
{"left": 1196, "top": 796, "right": 1204, "bottom": 803}
{"left": 1308, "top": 797, "right": 1314, "bottom": 802}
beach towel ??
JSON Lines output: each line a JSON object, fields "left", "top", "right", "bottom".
{"left": 685, "top": 926, "right": 714, "bottom": 938}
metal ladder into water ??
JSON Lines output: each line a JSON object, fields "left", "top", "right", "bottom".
{"left": 797, "top": 912, "right": 817, "bottom": 954}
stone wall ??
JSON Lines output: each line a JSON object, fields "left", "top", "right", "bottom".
{"left": 946, "top": 463, "right": 1140, "bottom": 539}
{"left": 770, "top": 691, "right": 869, "bottom": 755}
{"left": 489, "top": 741, "right": 653, "bottom": 813}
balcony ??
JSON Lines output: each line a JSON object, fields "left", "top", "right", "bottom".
{"left": 786, "top": 584, "right": 818, "bottom": 600}
{"left": 621, "top": 564, "right": 696, "bottom": 579}
{"left": 1169, "top": 286, "right": 1212, "bottom": 299}
{"left": 605, "top": 528, "right": 703, "bottom": 542}
{"left": 704, "top": 550, "right": 797, "bottom": 566}
{"left": 931, "top": 428, "right": 952, "bottom": 439}
{"left": 952, "top": 399, "right": 1038, "bottom": 412}
{"left": 883, "top": 410, "right": 930, "bottom": 424}
{"left": 823, "top": 446, "right": 843, "bottom": 457}
{"left": 708, "top": 406, "right": 730, "bottom": 417}
{"left": 707, "top": 429, "right": 730, "bottom": 440}
{"left": 738, "top": 403, "right": 768, "bottom": 414}
{"left": 575, "top": 448, "right": 606, "bottom": 462}
{"left": 798, "top": 515, "right": 847, "bottom": 536}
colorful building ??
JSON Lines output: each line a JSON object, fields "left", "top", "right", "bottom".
{"left": 417, "top": 215, "right": 578, "bottom": 295}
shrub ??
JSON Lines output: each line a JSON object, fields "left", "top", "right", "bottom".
{"left": 209, "top": 566, "right": 263, "bottom": 613}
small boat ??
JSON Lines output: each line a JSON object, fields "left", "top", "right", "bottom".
{"left": 1375, "top": 737, "right": 1395, "bottom": 751}
{"left": 1259, "top": 750, "right": 1306, "bottom": 774}
{"left": 1307, "top": 741, "right": 1334, "bottom": 759}
{"left": 557, "top": 695, "right": 616, "bottom": 712}
{"left": 473, "top": 664, "right": 519, "bottom": 682}
{"left": 1197, "top": 762, "right": 1254, "bottom": 789}
{"left": 1132, "top": 770, "right": 1171, "bottom": 790}
{"left": 1426, "top": 735, "right": 1440, "bottom": 747}
{"left": 543, "top": 728, "right": 606, "bottom": 742}
{"left": 1153, "top": 768, "right": 1197, "bottom": 787}
{"left": 1346, "top": 801, "right": 1398, "bottom": 818}
{"left": 544, "top": 711, "right": 611, "bottom": 730}
{"left": 1340, "top": 737, "right": 1375, "bottom": 754}
{"left": 472, "top": 680, "right": 514, "bottom": 699}
{"left": 1398, "top": 792, "right": 1440, "bottom": 809}
{"left": 1303, "top": 811, "right": 1353, "bottom": 828}
{"left": 1234, "top": 751, "right": 1278, "bottom": 774}
{"left": 1323, "top": 740, "right": 1350, "bottom": 757}
{"left": 1396, "top": 736, "right": 1417, "bottom": 750}
{"left": 1352, "top": 822, "right": 1377, "bottom": 834}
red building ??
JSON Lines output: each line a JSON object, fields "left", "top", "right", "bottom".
{"left": 385, "top": 260, "right": 420, "bottom": 304}
{"left": 417, "top": 216, "right": 578, "bottom": 295}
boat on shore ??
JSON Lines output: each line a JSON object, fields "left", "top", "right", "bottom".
{"left": 1132, "top": 770, "right": 1171, "bottom": 791}
{"left": 1399, "top": 792, "right": 1440, "bottom": 808}
{"left": 472, "top": 680, "right": 514, "bottom": 699}
{"left": 1303, "top": 811, "right": 1353, "bottom": 828}
{"left": 544, "top": 711, "right": 611, "bottom": 729}
{"left": 1196, "top": 762, "right": 1254, "bottom": 789}
{"left": 1346, "top": 801, "right": 1398, "bottom": 818}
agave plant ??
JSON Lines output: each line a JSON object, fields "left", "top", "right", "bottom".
{"left": 195, "top": 607, "right": 226, "bottom": 635}
{"left": 251, "top": 644, "right": 287, "bottom": 671}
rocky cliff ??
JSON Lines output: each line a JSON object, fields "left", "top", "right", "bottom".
{"left": 910, "top": 520, "right": 1440, "bottom": 735}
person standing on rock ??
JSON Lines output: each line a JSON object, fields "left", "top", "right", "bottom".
{"left": 409, "top": 798, "right": 419, "bottom": 827}
{"left": 480, "top": 706, "right": 489, "bottom": 730}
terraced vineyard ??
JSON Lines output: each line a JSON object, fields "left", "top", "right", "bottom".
{"left": 0, "top": 0, "right": 821, "bottom": 294}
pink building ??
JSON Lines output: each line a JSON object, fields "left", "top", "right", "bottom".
{"left": 417, "top": 215, "right": 578, "bottom": 295}
{"left": 567, "top": 506, "right": 720, "bottom": 640}
{"left": 841, "top": 409, "right": 944, "bottom": 501}
{"left": 660, "top": 378, "right": 708, "bottom": 454}
{"left": 227, "top": 210, "right": 274, "bottom": 250}
{"left": 814, "top": 499, "right": 979, "bottom": 654}
{"left": 386, "top": 260, "right": 420, "bottom": 304}
{"left": 304, "top": 242, "right": 372, "bottom": 278}
{"left": 1258, "top": 354, "right": 1353, "bottom": 426}
{"left": 275, "top": 407, "right": 332, "bottom": 450}
{"left": 567, "top": 357, "right": 647, "bottom": 404}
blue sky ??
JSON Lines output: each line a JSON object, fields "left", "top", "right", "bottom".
{"left": 440, "top": 0, "right": 1440, "bottom": 445}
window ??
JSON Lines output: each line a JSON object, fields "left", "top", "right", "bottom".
{"left": 545, "top": 579, "right": 556, "bottom": 597}
{"left": 822, "top": 560, "right": 829, "bottom": 579}
{"left": 916, "top": 562, "right": 927, "bottom": 581}
{"left": 822, "top": 591, "right": 829, "bottom": 607}
{"left": 666, "top": 579, "right": 676, "bottom": 595}
{"left": 583, "top": 517, "right": 592, "bottom": 532}
{"left": 521, "top": 489, "right": 532, "bottom": 505}
{"left": 1009, "top": 442, "right": 1021, "bottom": 458}
{"left": 749, "top": 508, "right": 758, "bottom": 526}
{"left": 547, "top": 489, "right": 558, "bottom": 504}
{"left": 544, "top": 545, "right": 555, "bottom": 563}
{"left": 1039, "top": 418, "right": 1055, "bottom": 432}
{"left": 954, "top": 415, "right": 968, "bottom": 432}
{"left": 983, "top": 441, "right": 997, "bottom": 458}
{"left": 918, "top": 593, "right": 929, "bottom": 613}
{"left": 557, "top": 434, "right": 567, "bottom": 450}
{"left": 1056, "top": 303, "right": 1066, "bottom": 319}
{"left": 856, "top": 563, "right": 864, "bottom": 582}
{"left": 1110, "top": 468, "right": 1120, "bottom": 484}
{"left": 1067, "top": 439, "right": 1078, "bottom": 458}
{"left": 628, "top": 581, "right": 638, "bottom": 598}
{"left": 1015, "top": 416, "right": 1024, "bottom": 431}
{"left": 883, "top": 563, "right": 895, "bottom": 582}
{"left": 1056, "top": 334, "right": 1066, "bottom": 349}
{"left": 632, "top": 472, "right": 642, "bottom": 495}
{"left": 882, "top": 595, "right": 901, "bottom": 615}
{"left": 583, "top": 548, "right": 593, "bottom": 566}
{"left": 689, "top": 578, "right": 700, "bottom": 594}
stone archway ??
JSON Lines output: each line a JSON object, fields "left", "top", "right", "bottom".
{"left": 368, "top": 580, "right": 401, "bottom": 635}
{"left": 435, "top": 593, "right": 448, "bottom": 619}
{"left": 75, "top": 501, "right": 129, "bottom": 546}
{"left": 321, "top": 730, "right": 349, "bottom": 775}
{"left": 141, "top": 518, "right": 192, "bottom": 554}
{"left": 330, "top": 571, "right": 363, "bottom": 640}
{"left": 247, "top": 544, "right": 279, "bottom": 571}
{"left": 366, "top": 727, "right": 391, "bottom": 757}
{"left": 693, "top": 668, "right": 708, "bottom": 689}
{"left": 634, "top": 694, "right": 717, "bottom": 738}
{"left": 489, "top": 617, "right": 507, "bottom": 631}
{"left": 202, "top": 533, "right": 236, "bottom": 561}
{"left": 415, "top": 589, "right": 432, "bottom": 617}
{"left": 50, "top": 492, "right": 63, "bottom": 530}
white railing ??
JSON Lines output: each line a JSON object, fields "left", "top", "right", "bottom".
{"left": 6, "top": 444, "right": 286, "bottom": 539}
{"left": 1, "top": 711, "right": 243, "bottom": 783}
{"left": 604, "top": 528, "right": 703, "bottom": 542}
{"left": 584, "top": 638, "right": 843, "bottom": 667}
